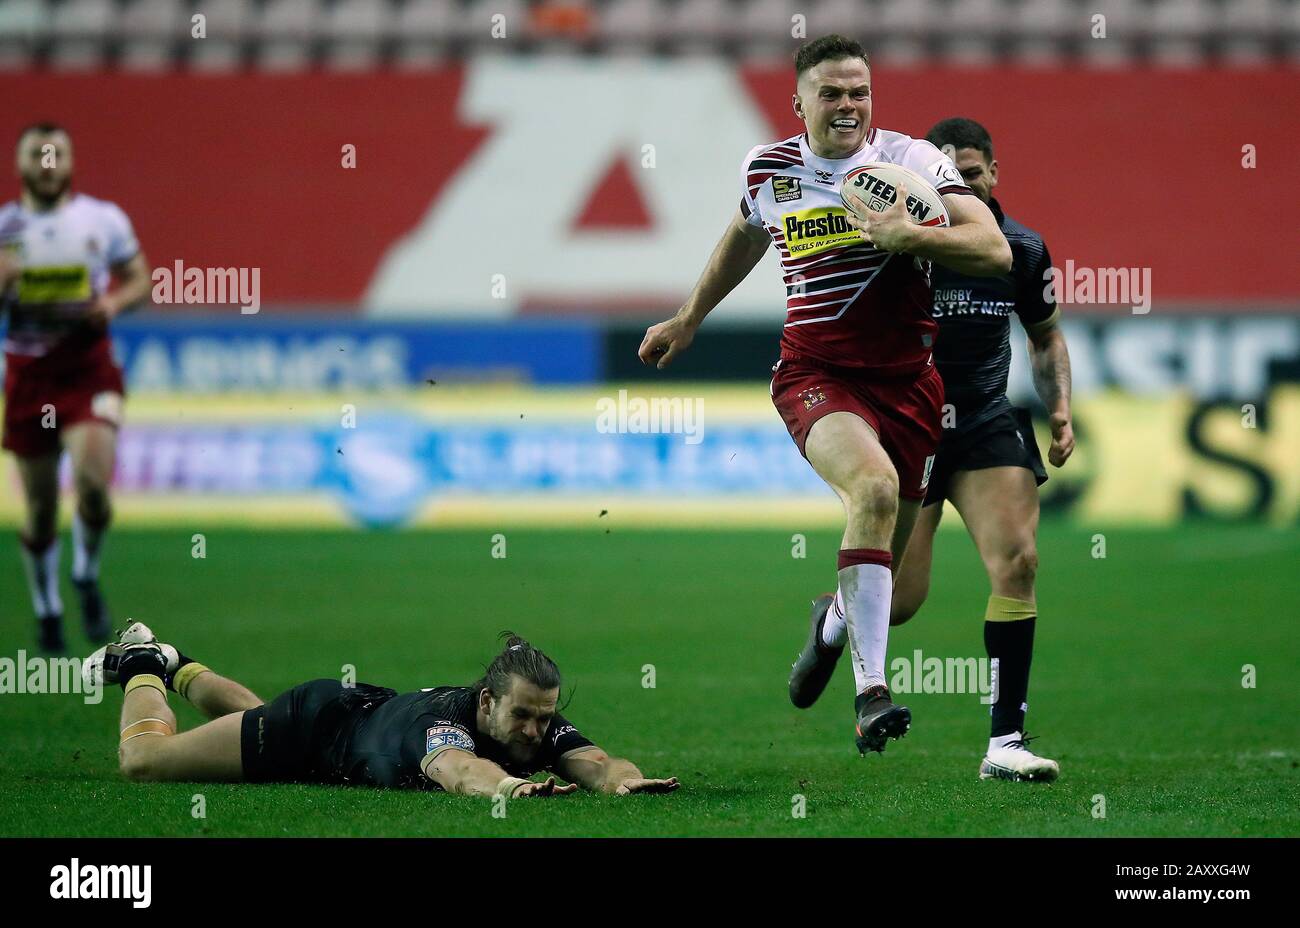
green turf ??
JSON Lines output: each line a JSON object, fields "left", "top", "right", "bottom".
{"left": 1, "top": 523, "right": 1297, "bottom": 837}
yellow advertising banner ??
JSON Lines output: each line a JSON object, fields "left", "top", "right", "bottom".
{"left": 1, "top": 386, "right": 1296, "bottom": 528}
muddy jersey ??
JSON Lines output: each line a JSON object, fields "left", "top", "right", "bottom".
{"left": 740, "top": 129, "right": 972, "bottom": 374}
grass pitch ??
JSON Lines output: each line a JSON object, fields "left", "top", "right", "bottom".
{"left": 1, "top": 522, "right": 1297, "bottom": 837}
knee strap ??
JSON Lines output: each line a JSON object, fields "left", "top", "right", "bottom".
{"left": 119, "top": 718, "right": 172, "bottom": 744}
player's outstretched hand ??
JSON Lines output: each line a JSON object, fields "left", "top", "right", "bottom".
{"left": 515, "top": 776, "right": 579, "bottom": 798}
{"left": 614, "top": 776, "right": 680, "bottom": 795}
{"left": 1047, "top": 412, "right": 1075, "bottom": 467}
{"left": 845, "top": 182, "right": 917, "bottom": 254}
{"left": 638, "top": 314, "right": 697, "bottom": 370}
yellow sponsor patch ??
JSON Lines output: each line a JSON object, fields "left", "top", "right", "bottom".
{"left": 781, "top": 206, "right": 861, "bottom": 258}
{"left": 17, "top": 265, "right": 91, "bottom": 304}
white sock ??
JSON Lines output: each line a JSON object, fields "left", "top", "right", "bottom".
{"left": 989, "top": 732, "right": 1022, "bottom": 752}
{"left": 821, "top": 589, "right": 848, "bottom": 649}
{"left": 72, "top": 511, "right": 106, "bottom": 582}
{"left": 839, "top": 561, "right": 892, "bottom": 694}
{"left": 19, "top": 537, "right": 63, "bottom": 618}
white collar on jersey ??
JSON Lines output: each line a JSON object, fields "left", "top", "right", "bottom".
{"left": 798, "top": 129, "right": 876, "bottom": 167}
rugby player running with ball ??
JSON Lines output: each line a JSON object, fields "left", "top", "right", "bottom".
{"left": 639, "top": 36, "right": 1011, "bottom": 754}
{"left": 794, "top": 118, "right": 1072, "bottom": 781}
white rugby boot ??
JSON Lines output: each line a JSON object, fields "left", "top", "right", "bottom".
{"left": 979, "top": 733, "right": 1060, "bottom": 782}
{"left": 83, "top": 620, "right": 180, "bottom": 688}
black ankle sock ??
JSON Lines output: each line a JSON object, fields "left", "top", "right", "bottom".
{"left": 985, "top": 616, "right": 1036, "bottom": 737}
{"left": 854, "top": 685, "right": 889, "bottom": 714}
{"left": 118, "top": 650, "right": 167, "bottom": 691}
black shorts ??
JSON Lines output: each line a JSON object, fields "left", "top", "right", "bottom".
{"left": 922, "top": 406, "right": 1047, "bottom": 507}
{"left": 241, "top": 679, "right": 395, "bottom": 784}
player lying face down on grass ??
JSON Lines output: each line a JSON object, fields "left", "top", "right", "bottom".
{"left": 89, "top": 625, "right": 678, "bottom": 799}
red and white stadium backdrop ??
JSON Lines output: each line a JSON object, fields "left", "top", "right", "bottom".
{"left": 3, "top": 64, "right": 1296, "bottom": 315}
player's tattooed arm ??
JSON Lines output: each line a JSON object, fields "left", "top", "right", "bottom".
{"left": 555, "top": 747, "right": 680, "bottom": 796}
{"left": 1026, "top": 319, "right": 1074, "bottom": 467}
{"left": 639, "top": 208, "right": 769, "bottom": 369}
{"left": 91, "top": 252, "right": 152, "bottom": 324}
{"left": 421, "top": 749, "right": 577, "bottom": 799}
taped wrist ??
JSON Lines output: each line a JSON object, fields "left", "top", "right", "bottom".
{"left": 495, "top": 776, "right": 530, "bottom": 798}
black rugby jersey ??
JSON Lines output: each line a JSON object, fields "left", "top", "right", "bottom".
{"left": 930, "top": 198, "right": 1057, "bottom": 435}
{"left": 338, "top": 686, "right": 594, "bottom": 790}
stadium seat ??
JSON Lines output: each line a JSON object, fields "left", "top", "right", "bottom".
{"left": 0, "top": 0, "right": 48, "bottom": 70}
{"left": 1287, "top": 0, "right": 1300, "bottom": 60}
{"left": 326, "top": 0, "right": 394, "bottom": 40}
{"left": 460, "top": 0, "right": 530, "bottom": 45}
{"left": 0, "top": 0, "right": 50, "bottom": 38}
{"left": 392, "top": 0, "right": 456, "bottom": 65}
{"left": 805, "top": 0, "right": 873, "bottom": 38}
{"left": 1218, "top": 0, "right": 1283, "bottom": 64}
{"left": 1222, "top": 0, "right": 1285, "bottom": 36}
{"left": 1086, "top": 0, "right": 1148, "bottom": 36}
{"left": 198, "top": 0, "right": 255, "bottom": 39}
{"left": 256, "top": 0, "right": 322, "bottom": 70}
{"left": 1006, "top": 0, "right": 1076, "bottom": 42}
{"left": 259, "top": 0, "right": 322, "bottom": 39}
{"left": 942, "top": 0, "right": 1007, "bottom": 62}
{"left": 734, "top": 0, "right": 803, "bottom": 61}
{"left": 667, "top": 0, "right": 739, "bottom": 52}
{"left": 876, "top": 0, "right": 944, "bottom": 38}
{"left": 1149, "top": 0, "right": 1214, "bottom": 66}
{"left": 945, "top": 0, "right": 1004, "bottom": 38}
{"left": 738, "top": 0, "right": 800, "bottom": 41}
{"left": 50, "top": 0, "right": 117, "bottom": 69}
{"left": 1078, "top": 0, "right": 1146, "bottom": 67}
{"left": 597, "top": 0, "right": 668, "bottom": 49}
{"left": 186, "top": 0, "right": 253, "bottom": 70}
{"left": 120, "top": 0, "right": 186, "bottom": 39}
{"left": 1149, "top": 0, "right": 1215, "bottom": 39}
{"left": 51, "top": 0, "right": 117, "bottom": 38}
{"left": 324, "top": 0, "right": 394, "bottom": 70}
{"left": 119, "top": 0, "right": 186, "bottom": 71}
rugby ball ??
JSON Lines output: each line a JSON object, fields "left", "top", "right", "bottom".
{"left": 840, "top": 162, "right": 950, "bottom": 228}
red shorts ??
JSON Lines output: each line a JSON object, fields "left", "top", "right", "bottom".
{"left": 770, "top": 357, "right": 945, "bottom": 501}
{"left": 2, "top": 351, "right": 126, "bottom": 458}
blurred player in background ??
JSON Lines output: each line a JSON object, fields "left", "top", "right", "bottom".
{"left": 0, "top": 124, "right": 151, "bottom": 653}
{"left": 888, "top": 117, "right": 1073, "bottom": 782}
{"left": 640, "top": 36, "right": 1011, "bottom": 754}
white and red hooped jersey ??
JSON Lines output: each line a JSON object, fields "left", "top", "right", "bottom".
{"left": 740, "top": 128, "right": 972, "bottom": 374}
{"left": 0, "top": 193, "right": 139, "bottom": 364}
